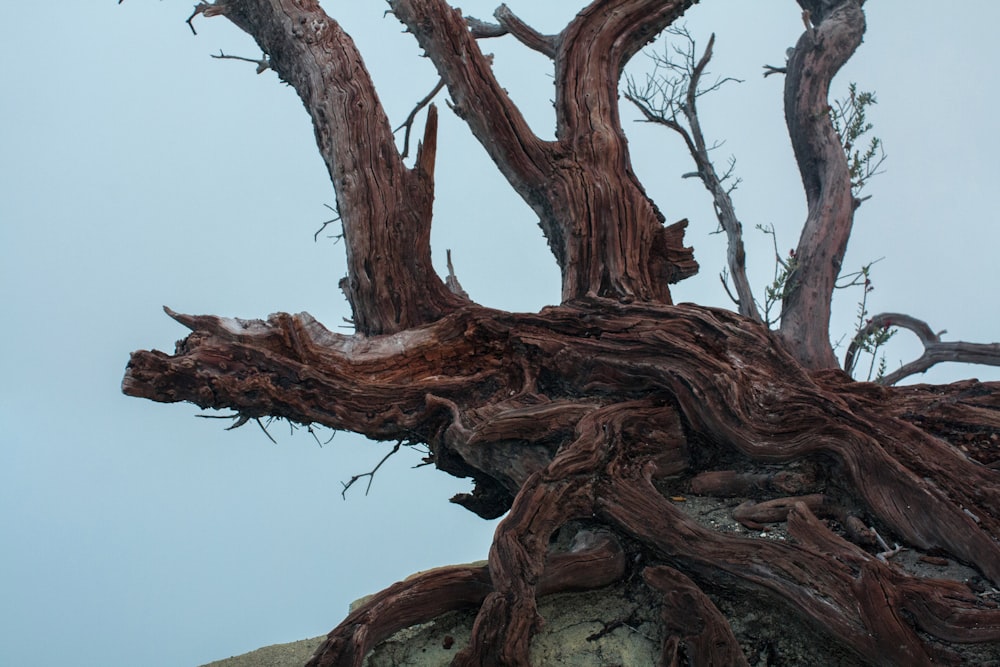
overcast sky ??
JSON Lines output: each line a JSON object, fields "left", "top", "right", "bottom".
{"left": 3, "top": 2, "right": 999, "bottom": 665}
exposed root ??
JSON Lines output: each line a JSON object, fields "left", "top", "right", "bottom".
{"left": 126, "top": 302, "right": 1000, "bottom": 664}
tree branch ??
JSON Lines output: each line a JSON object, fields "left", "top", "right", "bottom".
{"left": 391, "top": 0, "right": 698, "bottom": 304}
{"left": 777, "top": 0, "right": 866, "bottom": 369}
{"left": 466, "top": 4, "right": 559, "bottom": 58}
{"left": 847, "top": 313, "right": 1000, "bottom": 386}
{"left": 626, "top": 29, "right": 760, "bottom": 321}
{"left": 388, "top": 0, "right": 552, "bottom": 213}
{"left": 196, "top": 0, "right": 464, "bottom": 335}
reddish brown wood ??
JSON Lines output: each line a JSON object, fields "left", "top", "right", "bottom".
{"left": 643, "top": 565, "right": 749, "bottom": 667}
{"left": 778, "top": 1, "right": 866, "bottom": 369}
{"left": 124, "top": 301, "right": 1000, "bottom": 663}
{"left": 307, "top": 532, "right": 626, "bottom": 667}
{"left": 200, "top": 0, "right": 464, "bottom": 335}
{"left": 126, "top": 1, "right": 1000, "bottom": 664}
{"left": 390, "top": 0, "right": 698, "bottom": 303}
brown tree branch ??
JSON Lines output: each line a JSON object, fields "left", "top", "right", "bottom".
{"left": 466, "top": 5, "right": 559, "bottom": 58}
{"left": 777, "top": 0, "right": 866, "bottom": 369}
{"left": 847, "top": 312, "right": 1000, "bottom": 386}
{"left": 388, "top": 0, "right": 551, "bottom": 213}
{"left": 391, "top": 0, "right": 697, "bottom": 304}
{"left": 195, "top": 0, "right": 464, "bottom": 335}
{"left": 546, "top": 0, "right": 699, "bottom": 303}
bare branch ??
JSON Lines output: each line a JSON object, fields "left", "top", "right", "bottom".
{"left": 392, "top": 0, "right": 697, "bottom": 303}
{"left": 466, "top": 5, "right": 559, "bottom": 58}
{"left": 207, "top": 0, "right": 464, "bottom": 335}
{"left": 394, "top": 79, "right": 445, "bottom": 160}
{"left": 313, "top": 203, "right": 342, "bottom": 243}
{"left": 626, "top": 28, "right": 759, "bottom": 321}
{"left": 847, "top": 313, "right": 1000, "bottom": 386}
{"left": 211, "top": 50, "right": 270, "bottom": 74}
{"left": 186, "top": 2, "right": 226, "bottom": 35}
{"left": 341, "top": 441, "right": 403, "bottom": 498}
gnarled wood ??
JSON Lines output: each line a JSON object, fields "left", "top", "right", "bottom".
{"left": 847, "top": 312, "right": 1000, "bottom": 385}
{"left": 778, "top": 0, "right": 866, "bottom": 369}
{"left": 307, "top": 531, "right": 627, "bottom": 667}
{"left": 124, "top": 1, "right": 1000, "bottom": 664}
{"left": 198, "top": 0, "right": 465, "bottom": 335}
{"left": 125, "top": 301, "right": 1000, "bottom": 663}
{"left": 391, "top": 0, "right": 698, "bottom": 303}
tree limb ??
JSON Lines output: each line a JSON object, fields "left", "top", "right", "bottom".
{"left": 390, "top": 0, "right": 698, "bottom": 303}
{"left": 847, "top": 312, "right": 1000, "bottom": 386}
{"left": 777, "top": 0, "right": 866, "bottom": 368}
{"left": 466, "top": 5, "right": 559, "bottom": 58}
{"left": 195, "top": 0, "right": 464, "bottom": 335}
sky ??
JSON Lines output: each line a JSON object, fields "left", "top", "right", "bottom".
{"left": 2, "top": 2, "right": 999, "bottom": 665}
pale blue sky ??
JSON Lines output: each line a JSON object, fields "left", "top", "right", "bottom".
{"left": 2, "top": 2, "right": 998, "bottom": 665}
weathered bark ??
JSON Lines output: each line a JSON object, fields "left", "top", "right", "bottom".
{"left": 778, "top": 0, "right": 866, "bottom": 369}
{"left": 124, "top": 301, "right": 1000, "bottom": 664}
{"left": 199, "top": 0, "right": 465, "bottom": 335}
{"left": 309, "top": 531, "right": 626, "bottom": 667}
{"left": 124, "top": 1, "right": 1000, "bottom": 665}
{"left": 390, "top": 0, "right": 698, "bottom": 303}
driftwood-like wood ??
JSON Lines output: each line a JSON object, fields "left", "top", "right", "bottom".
{"left": 124, "top": 301, "right": 1000, "bottom": 664}
{"left": 123, "top": 0, "right": 1000, "bottom": 664}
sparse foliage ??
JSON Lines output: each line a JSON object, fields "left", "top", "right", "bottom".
{"left": 755, "top": 223, "right": 799, "bottom": 328}
{"left": 830, "top": 82, "right": 887, "bottom": 200}
{"left": 840, "top": 262, "right": 896, "bottom": 381}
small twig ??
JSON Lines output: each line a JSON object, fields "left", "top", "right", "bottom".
{"left": 196, "top": 412, "right": 243, "bottom": 421}
{"left": 341, "top": 441, "right": 403, "bottom": 498}
{"left": 307, "top": 424, "right": 336, "bottom": 447}
{"left": 314, "top": 203, "right": 343, "bottom": 242}
{"left": 255, "top": 418, "right": 277, "bottom": 444}
{"left": 395, "top": 79, "right": 445, "bottom": 160}
{"left": 211, "top": 50, "right": 271, "bottom": 74}
{"left": 186, "top": 2, "right": 225, "bottom": 36}
{"left": 718, "top": 270, "right": 739, "bottom": 306}
{"left": 465, "top": 6, "right": 558, "bottom": 57}
{"left": 197, "top": 412, "right": 252, "bottom": 431}
{"left": 870, "top": 526, "right": 902, "bottom": 561}
{"left": 196, "top": 412, "right": 278, "bottom": 444}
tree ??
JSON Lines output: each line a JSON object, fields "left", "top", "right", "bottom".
{"left": 121, "top": 1, "right": 1000, "bottom": 664}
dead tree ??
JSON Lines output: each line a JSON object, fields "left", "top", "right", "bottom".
{"left": 122, "top": 1, "right": 1000, "bottom": 664}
